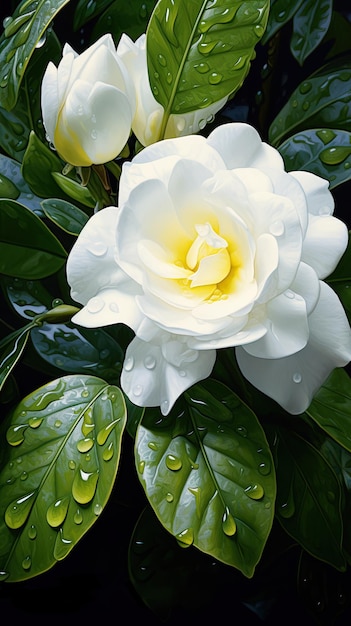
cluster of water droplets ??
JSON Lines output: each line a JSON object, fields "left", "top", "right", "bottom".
{"left": 0, "top": 381, "right": 122, "bottom": 580}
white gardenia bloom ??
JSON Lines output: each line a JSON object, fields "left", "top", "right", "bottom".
{"left": 41, "top": 34, "right": 135, "bottom": 166}
{"left": 66, "top": 122, "right": 351, "bottom": 415}
{"left": 117, "top": 34, "right": 229, "bottom": 146}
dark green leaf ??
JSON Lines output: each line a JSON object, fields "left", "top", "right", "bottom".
{"left": 277, "top": 129, "right": 351, "bottom": 190}
{"left": 147, "top": 0, "right": 269, "bottom": 138}
{"left": 0, "top": 375, "right": 126, "bottom": 581}
{"left": 73, "top": 0, "right": 114, "bottom": 31}
{"left": 1, "top": 276, "right": 54, "bottom": 319}
{"left": 272, "top": 427, "right": 345, "bottom": 570}
{"left": 306, "top": 369, "right": 351, "bottom": 453}
{"left": 51, "top": 172, "right": 96, "bottom": 208}
{"left": 0, "top": 29, "right": 61, "bottom": 160}
{"left": 0, "top": 0, "right": 70, "bottom": 111}
{"left": 327, "top": 233, "right": 351, "bottom": 322}
{"left": 0, "top": 154, "right": 43, "bottom": 216}
{"left": 30, "top": 323, "right": 123, "bottom": 381}
{"left": 0, "top": 199, "right": 67, "bottom": 279}
{"left": 92, "top": 0, "right": 155, "bottom": 42}
{"left": 0, "top": 324, "right": 36, "bottom": 392}
{"left": 269, "top": 57, "right": 351, "bottom": 147}
{"left": 21, "top": 131, "right": 67, "bottom": 198}
{"left": 261, "top": 0, "right": 304, "bottom": 44}
{"left": 291, "top": 0, "right": 333, "bottom": 66}
{"left": 135, "top": 379, "right": 275, "bottom": 578}
{"left": 41, "top": 198, "right": 89, "bottom": 235}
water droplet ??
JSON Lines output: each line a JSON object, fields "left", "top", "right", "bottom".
{"left": 254, "top": 24, "right": 264, "bottom": 37}
{"left": 166, "top": 492, "right": 174, "bottom": 503}
{"left": 124, "top": 357, "right": 134, "bottom": 371}
{"left": 284, "top": 289, "right": 295, "bottom": 299}
{"left": 244, "top": 483, "right": 264, "bottom": 500}
{"left": 77, "top": 438, "right": 94, "bottom": 453}
{"left": 28, "top": 524, "right": 37, "bottom": 540}
{"left": 22, "top": 556, "right": 31, "bottom": 571}
{"left": 198, "top": 40, "right": 217, "bottom": 55}
{"left": 46, "top": 497, "right": 70, "bottom": 528}
{"left": 28, "top": 416, "right": 43, "bottom": 428}
{"left": 194, "top": 62, "right": 210, "bottom": 73}
{"left": 91, "top": 129, "right": 97, "bottom": 140}
{"left": 6, "top": 424, "right": 28, "bottom": 446}
{"left": 176, "top": 528, "right": 194, "bottom": 546}
{"left": 258, "top": 461, "right": 271, "bottom": 475}
{"left": 236, "top": 426, "right": 247, "bottom": 437}
{"left": 209, "top": 72, "right": 222, "bottom": 85}
{"left": 293, "top": 372, "right": 302, "bottom": 384}
{"left": 320, "top": 146, "right": 351, "bottom": 166}
{"left": 299, "top": 81, "right": 312, "bottom": 94}
{"left": 179, "top": 369, "right": 187, "bottom": 377}
{"left": 72, "top": 467, "right": 99, "bottom": 504}
{"left": 0, "top": 571, "right": 9, "bottom": 581}
{"left": 68, "top": 460, "right": 76, "bottom": 470}
{"left": 138, "top": 460, "right": 145, "bottom": 474}
{"left": 55, "top": 419, "right": 62, "bottom": 428}
{"left": 97, "top": 418, "right": 120, "bottom": 445}
{"left": 166, "top": 454, "right": 182, "bottom": 471}
{"left": 148, "top": 441, "right": 158, "bottom": 451}
{"left": 94, "top": 503, "right": 102, "bottom": 516}
{"left": 20, "top": 471, "right": 28, "bottom": 481}
{"left": 109, "top": 301, "right": 119, "bottom": 313}
{"left": 158, "top": 54, "right": 167, "bottom": 66}
{"left": 87, "top": 296, "right": 104, "bottom": 313}
{"left": 103, "top": 442, "right": 114, "bottom": 461}
{"left": 74, "top": 509, "right": 83, "bottom": 524}
{"left": 222, "top": 507, "right": 237, "bottom": 536}
{"left": 54, "top": 528, "right": 73, "bottom": 560}
{"left": 269, "top": 220, "right": 285, "bottom": 237}
{"left": 316, "top": 129, "right": 336, "bottom": 145}
{"left": 5, "top": 491, "right": 36, "bottom": 529}
{"left": 88, "top": 241, "right": 107, "bottom": 257}
{"left": 35, "top": 34, "right": 46, "bottom": 48}
{"left": 279, "top": 498, "right": 295, "bottom": 518}
{"left": 133, "top": 385, "right": 143, "bottom": 397}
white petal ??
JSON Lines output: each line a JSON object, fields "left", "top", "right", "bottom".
{"left": 302, "top": 214, "right": 348, "bottom": 279}
{"left": 290, "top": 170, "right": 334, "bottom": 216}
{"left": 244, "top": 290, "right": 309, "bottom": 358}
{"left": 236, "top": 282, "right": 351, "bottom": 413}
{"left": 121, "top": 336, "right": 216, "bottom": 414}
{"left": 290, "top": 262, "right": 320, "bottom": 315}
{"left": 207, "top": 123, "right": 284, "bottom": 170}
{"left": 72, "top": 286, "right": 142, "bottom": 330}
{"left": 41, "top": 61, "right": 59, "bottom": 143}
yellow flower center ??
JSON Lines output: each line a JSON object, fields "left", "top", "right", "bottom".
{"left": 185, "top": 223, "right": 231, "bottom": 288}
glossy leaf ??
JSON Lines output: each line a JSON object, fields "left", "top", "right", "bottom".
{"left": 306, "top": 369, "right": 351, "bottom": 453}
{"left": 272, "top": 427, "right": 345, "bottom": 571}
{"left": 0, "top": 29, "right": 61, "bottom": 160}
{"left": 73, "top": 0, "right": 114, "bottom": 30}
{"left": 290, "top": 0, "right": 333, "bottom": 66}
{"left": 92, "top": 0, "right": 155, "bottom": 43}
{"left": 0, "top": 199, "right": 67, "bottom": 279}
{"left": 147, "top": 0, "right": 269, "bottom": 138}
{"left": 269, "top": 57, "right": 351, "bottom": 147}
{"left": 327, "top": 233, "right": 351, "bottom": 321}
{"left": 21, "top": 131, "right": 66, "bottom": 198}
{"left": 1, "top": 276, "right": 54, "bottom": 320}
{"left": 51, "top": 172, "right": 96, "bottom": 208}
{"left": 30, "top": 322, "right": 123, "bottom": 381}
{"left": 0, "top": 0, "right": 70, "bottom": 111}
{"left": 135, "top": 379, "right": 275, "bottom": 578}
{"left": 0, "top": 375, "right": 126, "bottom": 582}
{"left": 0, "top": 154, "right": 43, "bottom": 216}
{"left": 261, "top": 0, "right": 304, "bottom": 44}
{"left": 277, "top": 129, "right": 351, "bottom": 190}
{"left": 0, "top": 324, "right": 36, "bottom": 392}
{"left": 41, "top": 198, "right": 89, "bottom": 235}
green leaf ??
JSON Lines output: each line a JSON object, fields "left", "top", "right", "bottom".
{"left": 0, "top": 375, "right": 126, "bottom": 582}
{"left": 30, "top": 323, "right": 123, "bottom": 381}
{"left": 0, "top": 0, "right": 70, "bottom": 111}
{"left": 73, "top": 0, "right": 114, "bottom": 30}
{"left": 0, "top": 29, "right": 61, "bottom": 160}
{"left": 147, "top": 0, "right": 269, "bottom": 139}
{"left": 0, "top": 199, "right": 67, "bottom": 279}
{"left": 290, "top": 0, "right": 333, "bottom": 66}
{"left": 269, "top": 56, "right": 351, "bottom": 147}
{"left": 272, "top": 427, "right": 345, "bottom": 570}
{"left": 0, "top": 154, "right": 44, "bottom": 216}
{"left": 21, "top": 131, "right": 66, "bottom": 198}
{"left": 306, "top": 369, "right": 351, "bottom": 453}
{"left": 92, "top": 0, "right": 155, "bottom": 43}
{"left": 327, "top": 233, "right": 351, "bottom": 322}
{"left": 135, "top": 379, "right": 275, "bottom": 578}
{"left": 1, "top": 276, "right": 54, "bottom": 319}
{"left": 51, "top": 172, "right": 96, "bottom": 208}
{"left": 41, "top": 198, "right": 89, "bottom": 235}
{"left": 0, "top": 324, "right": 36, "bottom": 392}
{"left": 277, "top": 129, "right": 351, "bottom": 190}
{"left": 261, "top": 0, "right": 304, "bottom": 45}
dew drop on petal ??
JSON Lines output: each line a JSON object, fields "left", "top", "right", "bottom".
{"left": 284, "top": 290, "right": 295, "bottom": 299}
{"left": 293, "top": 372, "right": 302, "bottom": 384}
{"left": 144, "top": 355, "right": 156, "bottom": 370}
{"left": 88, "top": 241, "right": 107, "bottom": 257}
{"left": 124, "top": 357, "right": 134, "bottom": 371}
{"left": 133, "top": 385, "right": 143, "bottom": 397}
{"left": 87, "top": 296, "right": 104, "bottom": 313}
{"left": 269, "top": 220, "right": 285, "bottom": 237}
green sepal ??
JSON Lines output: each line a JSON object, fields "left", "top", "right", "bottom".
{"left": 0, "top": 375, "right": 126, "bottom": 582}
{"left": 135, "top": 379, "right": 275, "bottom": 578}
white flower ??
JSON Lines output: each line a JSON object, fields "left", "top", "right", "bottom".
{"left": 66, "top": 122, "right": 351, "bottom": 415}
{"left": 117, "top": 34, "right": 228, "bottom": 146}
{"left": 41, "top": 34, "right": 135, "bottom": 166}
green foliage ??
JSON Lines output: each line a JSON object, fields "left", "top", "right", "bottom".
{"left": 135, "top": 380, "right": 275, "bottom": 577}
{"left": 147, "top": 0, "right": 270, "bottom": 139}
{"left": 0, "top": 0, "right": 70, "bottom": 111}
{"left": 0, "top": 199, "right": 67, "bottom": 279}
{"left": 0, "top": 375, "right": 126, "bottom": 581}
{"left": 327, "top": 233, "right": 351, "bottom": 320}
{"left": 41, "top": 198, "right": 89, "bottom": 235}
{"left": 92, "top": 0, "right": 156, "bottom": 43}
{"left": 290, "top": 0, "right": 333, "bottom": 65}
